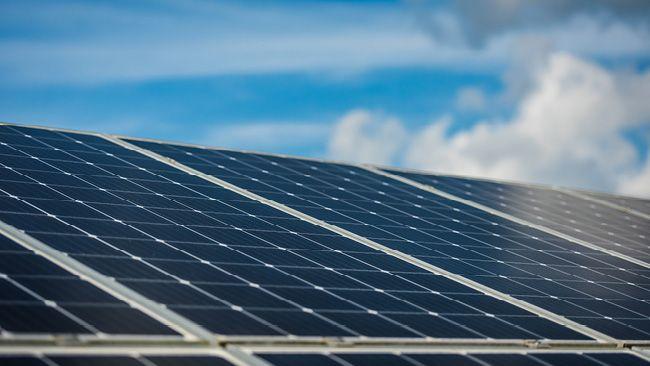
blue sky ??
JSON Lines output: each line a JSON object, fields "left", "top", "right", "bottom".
{"left": 1, "top": 0, "right": 650, "bottom": 196}
{"left": 0, "top": 67, "right": 498, "bottom": 155}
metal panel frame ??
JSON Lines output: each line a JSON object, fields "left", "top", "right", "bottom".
{"left": 632, "top": 348, "right": 650, "bottom": 363}
{"left": 234, "top": 344, "right": 636, "bottom": 354}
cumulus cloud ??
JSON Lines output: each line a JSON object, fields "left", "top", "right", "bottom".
{"left": 405, "top": 54, "right": 647, "bottom": 191}
{"left": 328, "top": 52, "right": 650, "bottom": 197}
{"left": 328, "top": 110, "right": 407, "bottom": 165}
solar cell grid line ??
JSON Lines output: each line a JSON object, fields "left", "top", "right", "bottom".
{"left": 383, "top": 169, "right": 650, "bottom": 266}
{"left": 0, "top": 225, "right": 179, "bottom": 339}
{"left": 566, "top": 188, "right": 650, "bottom": 219}
{"left": 0, "top": 125, "right": 587, "bottom": 342}
{"left": 253, "top": 350, "right": 650, "bottom": 366}
{"left": 123, "top": 139, "right": 650, "bottom": 341}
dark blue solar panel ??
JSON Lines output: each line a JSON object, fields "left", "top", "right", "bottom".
{"left": 0, "top": 125, "right": 588, "bottom": 340}
{"left": 256, "top": 351, "right": 650, "bottom": 366}
{"left": 48, "top": 356, "right": 144, "bottom": 366}
{"left": 127, "top": 139, "right": 650, "bottom": 340}
{"left": 143, "top": 356, "right": 234, "bottom": 366}
{"left": 386, "top": 170, "right": 650, "bottom": 264}
{"left": 0, "top": 233, "right": 175, "bottom": 336}
{"left": 258, "top": 353, "right": 342, "bottom": 366}
{"left": 0, "top": 354, "right": 234, "bottom": 366}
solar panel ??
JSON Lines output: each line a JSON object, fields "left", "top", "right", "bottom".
{"left": 0, "top": 232, "right": 177, "bottom": 337}
{"left": 125, "top": 140, "right": 650, "bottom": 340}
{"left": 3, "top": 349, "right": 649, "bottom": 366}
{"left": 255, "top": 350, "right": 650, "bottom": 366}
{"left": 3, "top": 122, "right": 650, "bottom": 364}
{"left": 5, "top": 348, "right": 650, "bottom": 366}
{"left": 0, "top": 353, "right": 236, "bottom": 366}
{"left": 384, "top": 170, "right": 650, "bottom": 265}
{"left": 574, "top": 189, "right": 650, "bottom": 217}
{"left": 0, "top": 125, "right": 590, "bottom": 342}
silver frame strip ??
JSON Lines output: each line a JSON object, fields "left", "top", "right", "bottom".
{"left": 632, "top": 348, "right": 650, "bottom": 363}
{"left": 233, "top": 344, "right": 637, "bottom": 354}
{"left": 227, "top": 346, "right": 275, "bottom": 366}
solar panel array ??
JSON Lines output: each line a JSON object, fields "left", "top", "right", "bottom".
{"left": 0, "top": 123, "right": 649, "bottom": 365}
{"left": 0, "top": 125, "right": 586, "bottom": 340}
{"left": 132, "top": 140, "right": 650, "bottom": 341}
{"left": 4, "top": 350, "right": 649, "bottom": 366}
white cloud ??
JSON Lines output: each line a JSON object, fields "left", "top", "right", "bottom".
{"left": 328, "top": 52, "right": 650, "bottom": 197}
{"left": 328, "top": 110, "right": 407, "bottom": 165}
{"left": 455, "top": 87, "right": 487, "bottom": 112}
{"left": 618, "top": 158, "right": 650, "bottom": 197}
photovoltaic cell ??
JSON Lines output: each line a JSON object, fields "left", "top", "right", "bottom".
{"left": 0, "top": 354, "right": 234, "bottom": 366}
{"left": 0, "top": 233, "right": 176, "bottom": 336}
{"left": 575, "top": 189, "right": 650, "bottom": 217}
{"left": 386, "top": 170, "right": 650, "bottom": 264}
{"left": 256, "top": 351, "right": 650, "bottom": 366}
{"left": 127, "top": 139, "right": 650, "bottom": 340}
{"left": 0, "top": 126, "right": 588, "bottom": 340}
